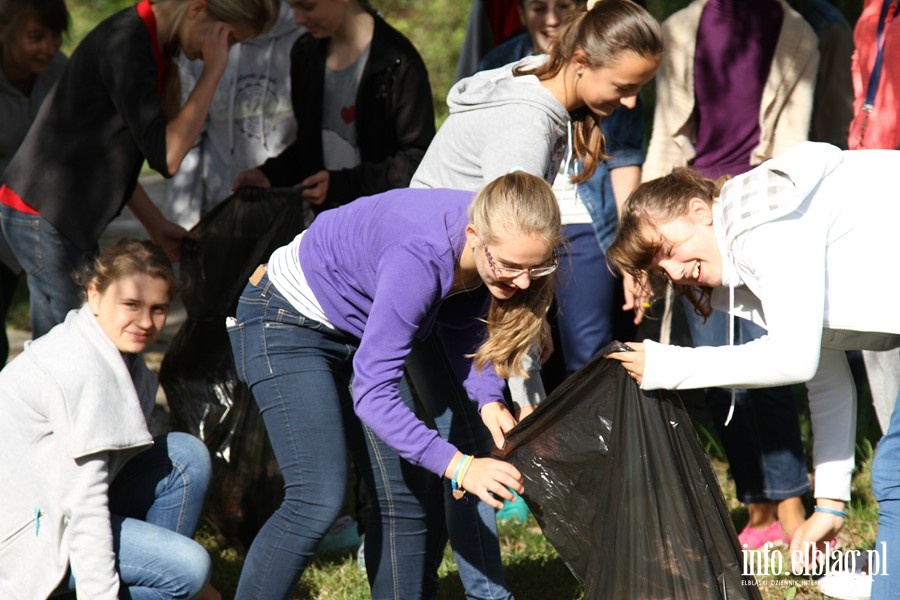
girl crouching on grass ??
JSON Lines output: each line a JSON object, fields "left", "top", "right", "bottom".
{"left": 0, "top": 238, "right": 217, "bottom": 599}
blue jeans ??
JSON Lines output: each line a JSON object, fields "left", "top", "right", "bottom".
{"left": 0, "top": 205, "right": 92, "bottom": 338}
{"left": 56, "top": 432, "right": 213, "bottom": 599}
{"left": 871, "top": 374, "right": 900, "bottom": 598}
{"left": 682, "top": 301, "right": 809, "bottom": 502}
{"left": 0, "top": 261, "right": 19, "bottom": 366}
{"left": 554, "top": 224, "right": 616, "bottom": 372}
{"left": 227, "top": 275, "right": 437, "bottom": 599}
{"left": 406, "top": 332, "right": 513, "bottom": 600}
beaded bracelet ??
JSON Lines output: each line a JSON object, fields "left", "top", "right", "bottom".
{"left": 815, "top": 506, "right": 848, "bottom": 519}
{"left": 452, "top": 455, "right": 474, "bottom": 500}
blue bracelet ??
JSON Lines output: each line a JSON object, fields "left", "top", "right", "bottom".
{"left": 451, "top": 455, "right": 470, "bottom": 493}
{"left": 815, "top": 506, "right": 848, "bottom": 519}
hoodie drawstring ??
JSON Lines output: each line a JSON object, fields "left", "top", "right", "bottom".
{"left": 724, "top": 284, "right": 737, "bottom": 426}
{"left": 227, "top": 43, "right": 240, "bottom": 156}
{"left": 261, "top": 37, "right": 275, "bottom": 151}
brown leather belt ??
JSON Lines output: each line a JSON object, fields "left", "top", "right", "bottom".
{"left": 249, "top": 264, "right": 267, "bottom": 286}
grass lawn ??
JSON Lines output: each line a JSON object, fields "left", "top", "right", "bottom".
{"left": 192, "top": 450, "right": 880, "bottom": 599}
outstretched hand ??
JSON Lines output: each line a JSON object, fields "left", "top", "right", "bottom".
{"left": 300, "top": 170, "right": 330, "bottom": 206}
{"left": 788, "top": 510, "right": 844, "bottom": 574}
{"left": 232, "top": 167, "right": 271, "bottom": 191}
{"left": 480, "top": 401, "right": 517, "bottom": 450}
{"left": 461, "top": 457, "right": 524, "bottom": 509}
{"left": 150, "top": 219, "right": 197, "bottom": 262}
{"left": 621, "top": 272, "right": 652, "bottom": 325}
{"left": 605, "top": 342, "right": 645, "bottom": 385}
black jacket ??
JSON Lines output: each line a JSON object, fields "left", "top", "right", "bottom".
{"left": 260, "top": 14, "right": 435, "bottom": 208}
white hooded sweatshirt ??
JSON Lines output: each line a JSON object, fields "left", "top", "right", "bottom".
{"left": 641, "top": 141, "right": 900, "bottom": 500}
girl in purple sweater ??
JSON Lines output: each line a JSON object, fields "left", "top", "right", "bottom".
{"left": 227, "top": 171, "right": 564, "bottom": 599}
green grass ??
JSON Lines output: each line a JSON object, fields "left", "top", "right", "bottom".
{"left": 191, "top": 449, "right": 880, "bottom": 599}
{"left": 197, "top": 514, "right": 584, "bottom": 599}
{"left": 186, "top": 380, "right": 883, "bottom": 599}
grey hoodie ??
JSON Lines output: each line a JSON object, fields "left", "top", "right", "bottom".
{"left": 410, "top": 55, "right": 569, "bottom": 190}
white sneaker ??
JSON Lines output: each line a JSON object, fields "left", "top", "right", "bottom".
{"left": 817, "top": 569, "right": 872, "bottom": 600}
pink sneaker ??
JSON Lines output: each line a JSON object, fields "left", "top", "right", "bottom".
{"left": 738, "top": 521, "right": 789, "bottom": 549}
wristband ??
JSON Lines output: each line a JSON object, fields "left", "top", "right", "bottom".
{"left": 814, "top": 506, "right": 848, "bottom": 519}
{"left": 452, "top": 455, "right": 473, "bottom": 500}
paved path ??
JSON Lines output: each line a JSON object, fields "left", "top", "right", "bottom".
{"left": 7, "top": 173, "right": 183, "bottom": 361}
{"left": 5, "top": 173, "right": 179, "bottom": 425}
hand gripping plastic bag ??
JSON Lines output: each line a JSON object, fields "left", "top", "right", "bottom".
{"left": 159, "top": 186, "right": 311, "bottom": 547}
{"left": 494, "top": 349, "right": 761, "bottom": 599}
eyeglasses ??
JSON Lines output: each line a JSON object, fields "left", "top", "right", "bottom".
{"left": 482, "top": 242, "right": 558, "bottom": 279}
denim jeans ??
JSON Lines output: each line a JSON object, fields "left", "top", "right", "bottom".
{"left": 871, "top": 375, "right": 900, "bottom": 598}
{"left": 0, "top": 205, "right": 92, "bottom": 338}
{"left": 406, "top": 333, "right": 514, "bottom": 600}
{"left": 0, "top": 261, "right": 19, "bottom": 366}
{"left": 56, "top": 432, "right": 213, "bottom": 599}
{"left": 554, "top": 223, "right": 616, "bottom": 372}
{"left": 682, "top": 301, "right": 810, "bottom": 502}
{"left": 227, "top": 274, "right": 437, "bottom": 599}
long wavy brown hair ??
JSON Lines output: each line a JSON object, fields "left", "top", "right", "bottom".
{"left": 515, "top": 0, "right": 662, "bottom": 183}
{"left": 468, "top": 172, "right": 564, "bottom": 378}
{"left": 607, "top": 168, "right": 730, "bottom": 320}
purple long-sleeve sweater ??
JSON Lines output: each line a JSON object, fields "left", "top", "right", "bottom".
{"left": 298, "top": 187, "right": 506, "bottom": 477}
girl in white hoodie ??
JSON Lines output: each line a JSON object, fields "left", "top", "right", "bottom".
{"left": 606, "top": 141, "right": 900, "bottom": 597}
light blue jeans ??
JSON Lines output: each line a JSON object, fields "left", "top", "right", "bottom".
{"left": 871, "top": 373, "right": 900, "bottom": 598}
{"left": 0, "top": 205, "right": 91, "bottom": 338}
{"left": 55, "top": 432, "right": 213, "bottom": 599}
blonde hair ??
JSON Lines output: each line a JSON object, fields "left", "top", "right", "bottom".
{"left": 516, "top": 0, "right": 662, "bottom": 183}
{"left": 75, "top": 239, "right": 178, "bottom": 301}
{"left": 156, "top": 0, "right": 281, "bottom": 117}
{"left": 468, "top": 172, "right": 564, "bottom": 378}
{"left": 152, "top": 0, "right": 279, "bottom": 33}
{"left": 606, "top": 168, "right": 727, "bottom": 319}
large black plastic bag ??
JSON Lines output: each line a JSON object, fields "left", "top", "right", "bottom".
{"left": 159, "top": 186, "right": 311, "bottom": 547}
{"left": 495, "top": 353, "right": 760, "bottom": 599}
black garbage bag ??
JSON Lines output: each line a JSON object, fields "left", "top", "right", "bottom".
{"left": 159, "top": 186, "right": 311, "bottom": 548}
{"left": 495, "top": 350, "right": 760, "bottom": 599}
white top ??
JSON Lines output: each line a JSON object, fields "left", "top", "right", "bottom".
{"left": 640, "top": 142, "right": 900, "bottom": 500}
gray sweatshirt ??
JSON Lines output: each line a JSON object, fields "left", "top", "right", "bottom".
{"left": 410, "top": 55, "right": 569, "bottom": 190}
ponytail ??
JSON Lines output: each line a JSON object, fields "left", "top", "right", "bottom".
{"left": 516, "top": 0, "right": 662, "bottom": 182}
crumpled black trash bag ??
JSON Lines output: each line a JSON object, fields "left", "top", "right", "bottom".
{"left": 159, "top": 186, "right": 311, "bottom": 548}
{"left": 495, "top": 350, "right": 760, "bottom": 599}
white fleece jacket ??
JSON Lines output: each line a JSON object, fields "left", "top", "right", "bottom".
{"left": 0, "top": 307, "right": 156, "bottom": 599}
{"left": 641, "top": 142, "right": 900, "bottom": 500}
